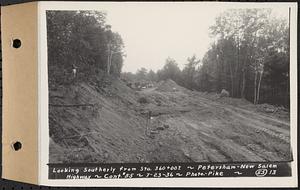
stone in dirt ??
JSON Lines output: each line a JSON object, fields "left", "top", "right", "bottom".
{"left": 150, "top": 130, "right": 159, "bottom": 135}
{"left": 156, "top": 126, "right": 165, "bottom": 130}
{"left": 220, "top": 89, "right": 229, "bottom": 98}
{"left": 149, "top": 135, "right": 155, "bottom": 139}
{"left": 104, "top": 152, "right": 109, "bottom": 159}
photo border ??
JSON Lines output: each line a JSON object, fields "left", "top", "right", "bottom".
{"left": 38, "top": 1, "right": 298, "bottom": 187}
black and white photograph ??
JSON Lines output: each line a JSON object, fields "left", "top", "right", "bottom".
{"left": 47, "top": 4, "right": 293, "bottom": 165}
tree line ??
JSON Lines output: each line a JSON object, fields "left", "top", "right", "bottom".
{"left": 47, "top": 11, "right": 125, "bottom": 86}
{"left": 123, "top": 9, "right": 289, "bottom": 107}
{"left": 47, "top": 9, "right": 289, "bottom": 107}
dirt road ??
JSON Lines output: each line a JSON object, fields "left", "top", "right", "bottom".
{"left": 49, "top": 79, "right": 291, "bottom": 163}
{"left": 139, "top": 82, "right": 291, "bottom": 162}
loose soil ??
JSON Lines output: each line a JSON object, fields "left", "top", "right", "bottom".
{"left": 49, "top": 78, "right": 292, "bottom": 163}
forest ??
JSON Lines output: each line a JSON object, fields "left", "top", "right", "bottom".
{"left": 47, "top": 11, "right": 125, "bottom": 85}
{"left": 123, "top": 9, "right": 290, "bottom": 107}
{"left": 47, "top": 9, "right": 290, "bottom": 107}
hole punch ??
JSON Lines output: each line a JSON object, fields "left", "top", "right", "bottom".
{"left": 12, "top": 141, "right": 22, "bottom": 151}
{"left": 12, "top": 39, "right": 22, "bottom": 48}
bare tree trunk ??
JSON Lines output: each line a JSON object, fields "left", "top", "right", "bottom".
{"left": 235, "top": 30, "right": 240, "bottom": 98}
{"left": 230, "top": 75, "right": 234, "bottom": 97}
{"left": 106, "top": 56, "right": 109, "bottom": 74}
{"left": 108, "top": 51, "right": 113, "bottom": 74}
{"left": 107, "top": 45, "right": 111, "bottom": 74}
{"left": 229, "top": 63, "right": 234, "bottom": 97}
{"left": 241, "top": 68, "right": 246, "bottom": 99}
{"left": 256, "top": 70, "right": 263, "bottom": 104}
{"left": 254, "top": 70, "right": 257, "bottom": 104}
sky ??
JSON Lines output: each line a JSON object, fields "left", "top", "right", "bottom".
{"left": 100, "top": 3, "right": 289, "bottom": 73}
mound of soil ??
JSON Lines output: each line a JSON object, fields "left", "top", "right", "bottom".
{"left": 49, "top": 78, "right": 150, "bottom": 163}
{"left": 217, "top": 97, "right": 252, "bottom": 107}
{"left": 49, "top": 77, "right": 192, "bottom": 164}
{"left": 155, "top": 79, "right": 186, "bottom": 92}
{"left": 255, "top": 103, "right": 289, "bottom": 121}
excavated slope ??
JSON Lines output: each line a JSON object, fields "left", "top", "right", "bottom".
{"left": 49, "top": 78, "right": 292, "bottom": 163}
